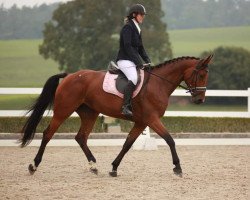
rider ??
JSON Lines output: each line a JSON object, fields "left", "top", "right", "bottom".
{"left": 116, "top": 4, "right": 151, "bottom": 117}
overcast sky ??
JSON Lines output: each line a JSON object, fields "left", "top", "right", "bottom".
{"left": 0, "top": 0, "right": 72, "bottom": 8}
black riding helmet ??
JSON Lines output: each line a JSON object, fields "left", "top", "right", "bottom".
{"left": 128, "top": 4, "right": 146, "bottom": 16}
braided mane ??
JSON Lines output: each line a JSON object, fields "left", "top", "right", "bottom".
{"left": 153, "top": 56, "right": 200, "bottom": 68}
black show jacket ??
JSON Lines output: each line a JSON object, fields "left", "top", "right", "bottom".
{"left": 116, "top": 20, "right": 150, "bottom": 66}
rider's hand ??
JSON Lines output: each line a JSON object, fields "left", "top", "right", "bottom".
{"left": 137, "top": 64, "right": 144, "bottom": 69}
{"left": 143, "top": 63, "right": 151, "bottom": 69}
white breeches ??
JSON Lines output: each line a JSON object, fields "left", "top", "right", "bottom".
{"left": 117, "top": 60, "right": 138, "bottom": 85}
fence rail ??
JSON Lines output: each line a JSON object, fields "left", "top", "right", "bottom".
{"left": 0, "top": 88, "right": 249, "bottom": 118}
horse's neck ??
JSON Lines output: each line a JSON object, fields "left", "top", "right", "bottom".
{"left": 152, "top": 61, "right": 190, "bottom": 95}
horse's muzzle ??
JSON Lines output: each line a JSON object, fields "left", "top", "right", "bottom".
{"left": 191, "top": 92, "right": 205, "bottom": 104}
{"left": 193, "top": 98, "right": 205, "bottom": 104}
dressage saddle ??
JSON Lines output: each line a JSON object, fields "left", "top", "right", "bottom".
{"left": 107, "top": 61, "right": 141, "bottom": 94}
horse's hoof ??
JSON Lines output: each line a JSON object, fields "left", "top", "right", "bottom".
{"left": 28, "top": 164, "right": 36, "bottom": 175}
{"left": 173, "top": 167, "right": 183, "bottom": 177}
{"left": 109, "top": 171, "right": 117, "bottom": 177}
{"left": 89, "top": 161, "right": 98, "bottom": 175}
{"left": 90, "top": 168, "right": 98, "bottom": 175}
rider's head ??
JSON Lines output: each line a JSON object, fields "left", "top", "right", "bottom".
{"left": 125, "top": 4, "right": 146, "bottom": 24}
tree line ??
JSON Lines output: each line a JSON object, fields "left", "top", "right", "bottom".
{"left": 162, "top": 0, "right": 250, "bottom": 29}
{"left": 0, "top": 0, "right": 249, "bottom": 39}
{"left": 0, "top": 4, "right": 58, "bottom": 39}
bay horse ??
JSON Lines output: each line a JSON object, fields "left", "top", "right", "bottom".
{"left": 20, "top": 55, "right": 213, "bottom": 177}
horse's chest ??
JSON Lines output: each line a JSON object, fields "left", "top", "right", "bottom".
{"left": 145, "top": 93, "right": 168, "bottom": 115}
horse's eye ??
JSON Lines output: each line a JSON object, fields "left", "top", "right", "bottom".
{"left": 198, "top": 74, "right": 205, "bottom": 79}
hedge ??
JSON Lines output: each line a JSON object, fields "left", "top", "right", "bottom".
{"left": 0, "top": 117, "right": 249, "bottom": 133}
{"left": 119, "top": 117, "right": 250, "bottom": 133}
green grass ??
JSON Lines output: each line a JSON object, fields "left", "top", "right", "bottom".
{"left": 167, "top": 104, "right": 247, "bottom": 111}
{"left": 120, "top": 117, "right": 250, "bottom": 133}
{"left": 0, "top": 40, "right": 59, "bottom": 87}
{"left": 0, "top": 26, "right": 249, "bottom": 87}
{"left": 0, "top": 95, "right": 38, "bottom": 110}
{"left": 169, "top": 26, "right": 250, "bottom": 57}
{"left": 0, "top": 26, "right": 249, "bottom": 111}
{"left": 0, "top": 94, "right": 246, "bottom": 111}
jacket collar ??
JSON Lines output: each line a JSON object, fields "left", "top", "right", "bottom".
{"left": 128, "top": 20, "right": 140, "bottom": 35}
{"left": 132, "top": 19, "right": 141, "bottom": 34}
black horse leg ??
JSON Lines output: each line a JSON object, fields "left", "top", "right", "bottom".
{"left": 149, "top": 119, "right": 182, "bottom": 176}
{"left": 162, "top": 133, "right": 182, "bottom": 175}
{"left": 28, "top": 118, "right": 61, "bottom": 175}
{"left": 75, "top": 131, "right": 96, "bottom": 162}
{"left": 75, "top": 105, "right": 99, "bottom": 174}
{"left": 110, "top": 123, "right": 146, "bottom": 177}
{"left": 75, "top": 131, "right": 98, "bottom": 174}
{"left": 29, "top": 136, "right": 48, "bottom": 174}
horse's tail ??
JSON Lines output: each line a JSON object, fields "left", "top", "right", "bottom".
{"left": 20, "top": 73, "right": 68, "bottom": 147}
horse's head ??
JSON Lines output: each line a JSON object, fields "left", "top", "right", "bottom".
{"left": 183, "top": 55, "right": 213, "bottom": 104}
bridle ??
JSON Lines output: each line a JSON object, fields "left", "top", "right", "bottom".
{"left": 184, "top": 66, "right": 209, "bottom": 95}
{"left": 144, "top": 64, "right": 209, "bottom": 95}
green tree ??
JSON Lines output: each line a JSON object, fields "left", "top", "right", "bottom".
{"left": 162, "top": 0, "right": 250, "bottom": 29}
{"left": 201, "top": 46, "right": 250, "bottom": 90}
{"left": 39, "top": 0, "right": 172, "bottom": 72}
{"left": 0, "top": 4, "right": 58, "bottom": 39}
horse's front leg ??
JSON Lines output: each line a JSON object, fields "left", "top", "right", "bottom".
{"left": 109, "top": 123, "right": 146, "bottom": 177}
{"left": 149, "top": 118, "right": 182, "bottom": 176}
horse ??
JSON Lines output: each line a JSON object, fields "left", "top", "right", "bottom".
{"left": 20, "top": 55, "right": 213, "bottom": 177}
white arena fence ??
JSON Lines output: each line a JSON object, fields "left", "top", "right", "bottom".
{"left": 0, "top": 88, "right": 249, "bottom": 118}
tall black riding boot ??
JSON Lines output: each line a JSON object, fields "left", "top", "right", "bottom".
{"left": 122, "top": 81, "right": 136, "bottom": 117}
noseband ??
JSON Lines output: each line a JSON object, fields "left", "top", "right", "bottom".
{"left": 186, "top": 67, "right": 208, "bottom": 95}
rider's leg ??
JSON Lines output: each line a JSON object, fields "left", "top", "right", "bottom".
{"left": 121, "top": 81, "right": 136, "bottom": 116}
{"left": 117, "top": 60, "right": 138, "bottom": 116}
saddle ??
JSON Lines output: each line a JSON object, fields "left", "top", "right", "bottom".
{"left": 103, "top": 61, "right": 144, "bottom": 98}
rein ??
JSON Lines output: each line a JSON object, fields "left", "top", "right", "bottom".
{"left": 102, "top": 59, "right": 208, "bottom": 94}
{"left": 143, "top": 65, "right": 207, "bottom": 94}
{"left": 144, "top": 68, "right": 189, "bottom": 91}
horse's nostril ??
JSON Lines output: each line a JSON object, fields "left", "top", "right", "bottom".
{"left": 195, "top": 99, "right": 204, "bottom": 104}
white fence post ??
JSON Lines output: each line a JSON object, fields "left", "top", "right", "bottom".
{"left": 248, "top": 88, "right": 250, "bottom": 114}
{"left": 133, "top": 126, "right": 158, "bottom": 150}
{"left": 142, "top": 126, "right": 150, "bottom": 138}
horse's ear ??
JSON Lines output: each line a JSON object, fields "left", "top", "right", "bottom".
{"left": 203, "top": 54, "right": 213, "bottom": 65}
{"left": 197, "top": 54, "right": 213, "bottom": 69}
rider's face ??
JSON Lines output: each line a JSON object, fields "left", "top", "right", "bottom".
{"left": 135, "top": 13, "right": 145, "bottom": 24}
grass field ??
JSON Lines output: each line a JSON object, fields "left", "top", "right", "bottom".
{"left": 169, "top": 26, "right": 250, "bottom": 57}
{"left": 0, "top": 94, "right": 247, "bottom": 111}
{"left": 0, "top": 26, "right": 249, "bottom": 87}
{"left": 0, "top": 40, "right": 59, "bottom": 87}
{"left": 0, "top": 26, "right": 249, "bottom": 110}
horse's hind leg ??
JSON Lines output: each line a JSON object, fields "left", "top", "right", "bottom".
{"left": 28, "top": 116, "right": 63, "bottom": 174}
{"left": 75, "top": 104, "right": 99, "bottom": 174}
